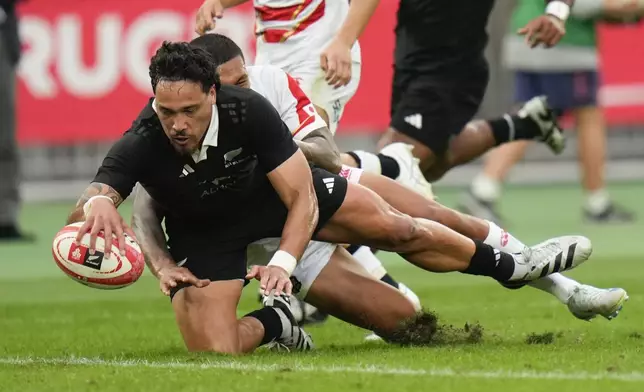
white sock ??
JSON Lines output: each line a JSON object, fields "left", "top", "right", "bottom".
{"left": 350, "top": 151, "right": 382, "bottom": 175}
{"left": 471, "top": 174, "right": 501, "bottom": 203}
{"left": 484, "top": 221, "right": 580, "bottom": 303}
{"left": 352, "top": 246, "right": 387, "bottom": 279}
{"left": 483, "top": 221, "right": 526, "bottom": 253}
{"left": 585, "top": 189, "right": 610, "bottom": 214}
{"left": 527, "top": 274, "right": 580, "bottom": 304}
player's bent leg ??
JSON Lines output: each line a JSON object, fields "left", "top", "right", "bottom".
{"left": 303, "top": 246, "right": 418, "bottom": 335}
{"left": 377, "top": 127, "right": 438, "bottom": 174}
{"left": 316, "top": 182, "right": 590, "bottom": 282}
{"left": 171, "top": 280, "right": 252, "bottom": 353}
{"left": 357, "top": 171, "right": 489, "bottom": 241}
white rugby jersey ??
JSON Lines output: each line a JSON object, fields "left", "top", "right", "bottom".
{"left": 247, "top": 64, "right": 328, "bottom": 140}
{"left": 253, "top": 0, "right": 361, "bottom": 69}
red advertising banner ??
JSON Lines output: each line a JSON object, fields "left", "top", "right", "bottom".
{"left": 15, "top": 0, "right": 644, "bottom": 145}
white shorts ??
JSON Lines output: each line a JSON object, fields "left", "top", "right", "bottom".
{"left": 247, "top": 239, "right": 336, "bottom": 300}
{"left": 283, "top": 60, "right": 362, "bottom": 135}
{"left": 247, "top": 165, "right": 364, "bottom": 300}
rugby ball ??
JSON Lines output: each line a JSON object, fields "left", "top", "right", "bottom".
{"left": 52, "top": 222, "right": 145, "bottom": 289}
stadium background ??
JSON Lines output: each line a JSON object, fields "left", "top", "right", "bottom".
{"left": 2, "top": 3, "right": 644, "bottom": 388}
{"left": 14, "top": 0, "right": 644, "bottom": 203}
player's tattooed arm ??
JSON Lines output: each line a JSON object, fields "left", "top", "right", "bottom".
{"left": 67, "top": 182, "right": 124, "bottom": 224}
{"left": 297, "top": 126, "right": 343, "bottom": 174}
{"left": 131, "top": 185, "right": 175, "bottom": 278}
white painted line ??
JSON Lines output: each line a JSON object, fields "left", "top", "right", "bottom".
{"left": 1, "top": 357, "right": 643, "bottom": 382}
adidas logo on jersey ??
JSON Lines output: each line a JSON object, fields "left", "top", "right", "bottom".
{"left": 179, "top": 164, "right": 195, "bottom": 178}
{"left": 404, "top": 114, "right": 423, "bottom": 130}
{"left": 323, "top": 178, "right": 334, "bottom": 194}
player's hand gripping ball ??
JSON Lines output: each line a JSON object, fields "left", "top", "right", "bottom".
{"left": 52, "top": 222, "right": 145, "bottom": 289}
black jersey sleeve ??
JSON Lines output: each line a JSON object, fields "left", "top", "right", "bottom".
{"left": 244, "top": 92, "right": 299, "bottom": 173}
{"left": 93, "top": 131, "right": 150, "bottom": 200}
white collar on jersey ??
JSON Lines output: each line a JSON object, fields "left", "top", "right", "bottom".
{"left": 194, "top": 106, "right": 219, "bottom": 163}
{"left": 151, "top": 99, "right": 219, "bottom": 163}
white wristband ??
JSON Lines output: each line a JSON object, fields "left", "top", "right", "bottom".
{"left": 267, "top": 250, "right": 297, "bottom": 276}
{"left": 83, "top": 195, "right": 114, "bottom": 216}
{"left": 546, "top": 1, "right": 570, "bottom": 21}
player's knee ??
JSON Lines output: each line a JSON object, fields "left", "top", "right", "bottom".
{"left": 422, "top": 160, "right": 450, "bottom": 182}
{"left": 185, "top": 338, "right": 243, "bottom": 354}
{"left": 375, "top": 212, "right": 425, "bottom": 249}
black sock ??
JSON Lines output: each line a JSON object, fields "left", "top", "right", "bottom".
{"left": 380, "top": 273, "right": 400, "bottom": 289}
{"left": 244, "top": 307, "right": 283, "bottom": 345}
{"left": 461, "top": 240, "right": 515, "bottom": 282}
{"left": 377, "top": 154, "right": 400, "bottom": 179}
{"left": 488, "top": 114, "right": 542, "bottom": 145}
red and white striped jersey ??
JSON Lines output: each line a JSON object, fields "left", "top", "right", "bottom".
{"left": 253, "top": 0, "right": 361, "bottom": 70}
{"left": 247, "top": 64, "right": 328, "bottom": 140}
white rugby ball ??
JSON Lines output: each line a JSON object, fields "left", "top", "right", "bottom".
{"left": 52, "top": 222, "right": 145, "bottom": 289}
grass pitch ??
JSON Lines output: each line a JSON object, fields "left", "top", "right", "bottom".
{"left": 1, "top": 184, "right": 643, "bottom": 392}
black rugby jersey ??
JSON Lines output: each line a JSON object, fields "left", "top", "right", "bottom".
{"left": 394, "top": 0, "right": 496, "bottom": 73}
{"left": 93, "top": 85, "right": 298, "bottom": 225}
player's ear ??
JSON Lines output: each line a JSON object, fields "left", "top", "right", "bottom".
{"left": 207, "top": 87, "right": 217, "bottom": 105}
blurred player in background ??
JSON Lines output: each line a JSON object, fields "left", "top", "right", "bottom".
{"left": 0, "top": 0, "right": 32, "bottom": 241}
{"left": 194, "top": 0, "right": 427, "bottom": 328}
{"left": 463, "top": 0, "right": 641, "bottom": 225}
{"left": 375, "top": 0, "right": 575, "bottom": 183}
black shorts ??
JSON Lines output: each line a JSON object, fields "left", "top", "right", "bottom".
{"left": 390, "top": 58, "right": 489, "bottom": 156}
{"left": 168, "top": 167, "right": 347, "bottom": 299}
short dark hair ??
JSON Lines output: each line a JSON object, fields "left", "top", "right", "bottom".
{"left": 149, "top": 41, "right": 221, "bottom": 93}
{"left": 190, "top": 34, "right": 244, "bottom": 68}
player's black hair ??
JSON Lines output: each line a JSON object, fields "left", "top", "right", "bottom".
{"left": 190, "top": 33, "right": 245, "bottom": 67}
{"left": 149, "top": 41, "right": 221, "bottom": 93}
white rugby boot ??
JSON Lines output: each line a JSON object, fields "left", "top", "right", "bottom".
{"left": 508, "top": 236, "right": 593, "bottom": 282}
{"left": 518, "top": 96, "right": 566, "bottom": 154}
{"left": 379, "top": 143, "right": 435, "bottom": 200}
{"left": 262, "top": 293, "right": 314, "bottom": 352}
{"left": 364, "top": 282, "right": 422, "bottom": 342}
{"left": 567, "top": 285, "right": 629, "bottom": 321}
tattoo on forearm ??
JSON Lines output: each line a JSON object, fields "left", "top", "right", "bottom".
{"left": 76, "top": 182, "right": 124, "bottom": 208}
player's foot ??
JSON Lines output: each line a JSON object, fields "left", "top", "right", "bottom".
{"left": 518, "top": 96, "right": 565, "bottom": 154}
{"left": 584, "top": 203, "right": 635, "bottom": 224}
{"left": 567, "top": 285, "right": 629, "bottom": 321}
{"left": 458, "top": 191, "right": 504, "bottom": 226}
{"left": 379, "top": 143, "right": 435, "bottom": 200}
{"left": 364, "top": 282, "right": 422, "bottom": 342}
{"left": 262, "top": 293, "right": 314, "bottom": 352}
{"left": 509, "top": 236, "right": 592, "bottom": 282}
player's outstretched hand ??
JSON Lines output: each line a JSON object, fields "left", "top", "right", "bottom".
{"left": 158, "top": 265, "right": 210, "bottom": 296}
{"left": 195, "top": 0, "right": 224, "bottom": 35}
{"left": 75, "top": 198, "right": 136, "bottom": 259}
{"left": 518, "top": 15, "right": 565, "bottom": 48}
{"left": 320, "top": 38, "right": 353, "bottom": 88}
{"left": 246, "top": 265, "right": 293, "bottom": 296}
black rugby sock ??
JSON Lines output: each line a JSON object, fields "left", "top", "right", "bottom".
{"left": 244, "top": 307, "right": 283, "bottom": 345}
{"left": 488, "top": 114, "right": 542, "bottom": 145}
{"left": 345, "top": 151, "right": 401, "bottom": 180}
{"left": 380, "top": 273, "right": 400, "bottom": 289}
{"left": 461, "top": 240, "right": 515, "bottom": 282}
{"left": 377, "top": 154, "right": 400, "bottom": 179}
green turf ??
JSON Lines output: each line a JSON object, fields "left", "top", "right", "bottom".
{"left": 1, "top": 184, "right": 643, "bottom": 391}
